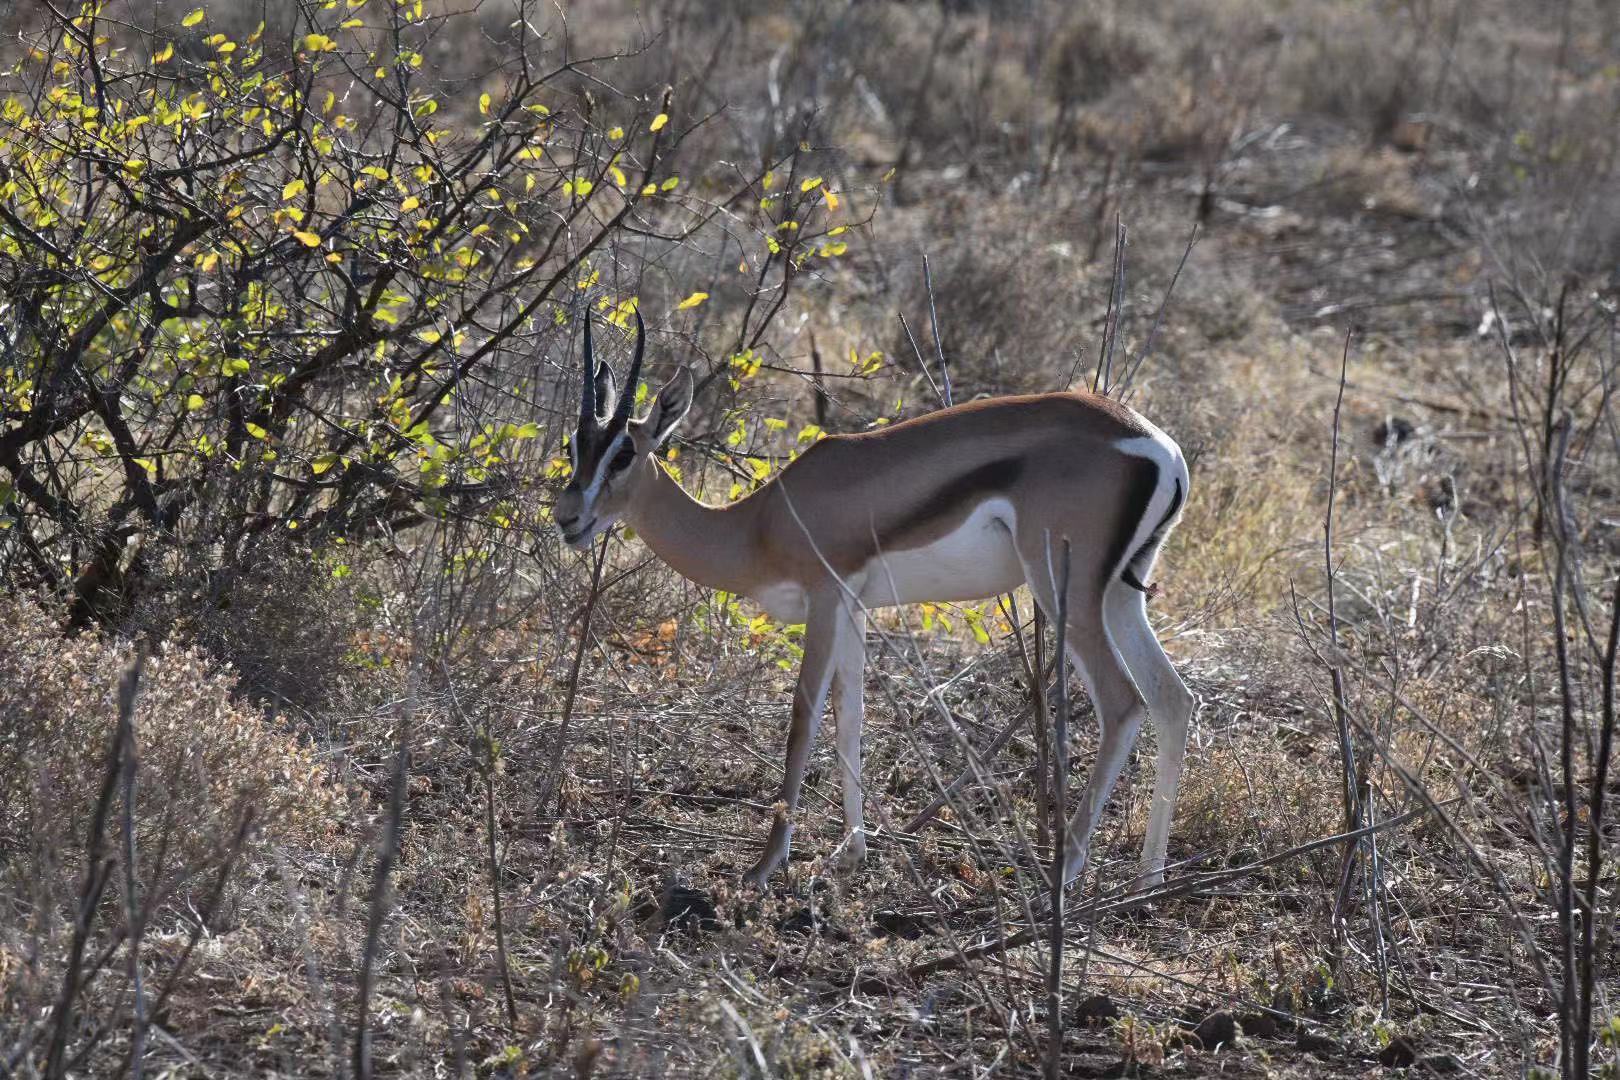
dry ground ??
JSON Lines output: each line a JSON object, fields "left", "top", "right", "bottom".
{"left": 3, "top": 1, "right": 1619, "bottom": 1077}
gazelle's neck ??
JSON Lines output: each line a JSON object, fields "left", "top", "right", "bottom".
{"left": 624, "top": 459, "right": 759, "bottom": 594}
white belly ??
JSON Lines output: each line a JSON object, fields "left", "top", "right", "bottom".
{"left": 743, "top": 500, "right": 1024, "bottom": 621}
{"left": 859, "top": 498, "right": 1023, "bottom": 608}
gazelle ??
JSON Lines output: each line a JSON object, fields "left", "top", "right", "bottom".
{"left": 554, "top": 313, "right": 1195, "bottom": 890}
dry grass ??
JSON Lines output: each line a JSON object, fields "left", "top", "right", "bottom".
{"left": 3, "top": 0, "right": 1620, "bottom": 1076}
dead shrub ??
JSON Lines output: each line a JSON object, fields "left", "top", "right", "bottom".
{"left": 0, "top": 595, "right": 342, "bottom": 874}
{"left": 1316, "top": 145, "right": 1432, "bottom": 218}
{"left": 123, "top": 539, "right": 378, "bottom": 718}
{"left": 890, "top": 199, "right": 1097, "bottom": 398}
{"left": 1043, "top": 8, "right": 1165, "bottom": 108}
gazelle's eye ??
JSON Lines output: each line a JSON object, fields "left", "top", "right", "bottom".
{"left": 610, "top": 443, "right": 637, "bottom": 472}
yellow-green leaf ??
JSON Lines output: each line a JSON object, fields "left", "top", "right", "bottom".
{"left": 282, "top": 178, "right": 306, "bottom": 200}
{"left": 186, "top": 394, "right": 205, "bottom": 411}
{"left": 303, "top": 33, "right": 335, "bottom": 52}
{"left": 649, "top": 113, "right": 668, "bottom": 132}
{"left": 182, "top": 9, "right": 205, "bottom": 27}
{"left": 291, "top": 230, "right": 321, "bottom": 247}
{"left": 676, "top": 291, "right": 708, "bottom": 310}
{"left": 479, "top": 93, "right": 491, "bottom": 115}
{"left": 245, "top": 423, "right": 269, "bottom": 440}
{"left": 154, "top": 42, "right": 174, "bottom": 63}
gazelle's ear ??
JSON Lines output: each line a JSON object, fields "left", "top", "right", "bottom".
{"left": 592, "top": 362, "right": 615, "bottom": 420}
{"left": 636, "top": 368, "right": 694, "bottom": 447}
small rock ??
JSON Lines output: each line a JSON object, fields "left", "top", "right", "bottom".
{"left": 1375, "top": 416, "right": 1416, "bottom": 446}
{"left": 871, "top": 910, "right": 934, "bottom": 940}
{"left": 777, "top": 906, "right": 850, "bottom": 941}
{"left": 1296, "top": 1030, "right": 1341, "bottom": 1057}
{"left": 1192, "top": 1011, "right": 1239, "bottom": 1050}
{"left": 778, "top": 907, "right": 819, "bottom": 935}
{"left": 1378, "top": 1035, "right": 1419, "bottom": 1069}
{"left": 1073, "top": 994, "right": 1120, "bottom": 1025}
{"left": 1226, "top": 846, "right": 1261, "bottom": 867}
{"left": 658, "top": 883, "right": 719, "bottom": 932}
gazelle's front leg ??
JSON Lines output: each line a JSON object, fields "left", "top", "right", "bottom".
{"left": 742, "top": 590, "right": 840, "bottom": 888}
{"left": 831, "top": 604, "right": 868, "bottom": 870}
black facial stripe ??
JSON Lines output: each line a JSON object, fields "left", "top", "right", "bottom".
{"left": 571, "top": 417, "right": 629, "bottom": 471}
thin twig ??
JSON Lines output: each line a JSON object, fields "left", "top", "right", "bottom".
{"left": 1580, "top": 574, "right": 1620, "bottom": 1071}
{"left": 540, "top": 534, "right": 610, "bottom": 815}
{"left": 1325, "top": 328, "right": 1363, "bottom": 928}
{"left": 1031, "top": 602, "right": 1052, "bottom": 853}
{"left": 43, "top": 658, "right": 126, "bottom": 1079}
{"left": 1091, "top": 218, "right": 1127, "bottom": 395}
{"left": 904, "top": 799, "right": 1452, "bottom": 983}
{"left": 898, "top": 312, "right": 944, "bottom": 406}
{"left": 117, "top": 646, "right": 148, "bottom": 1080}
{"left": 1117, "top": 221, "right": 1200, "bottom": 400}
{"left": 1045, "top": 539, "right": 1071, "bottom": 1080}
{"left": 922, "top": 254, "right": 953, "bottom": 406}
{"left": 483, "top": 727, "right": 519, "bottom": 1026}
{"left": 1547, "top": 413, "right": 1580, "bottom": 1077}
{"left": 151, "top": 809, "right": 256, "bottom": 1018}
{"left": 355, "top": 696, "right": 413, "bottom": 1080}
{"left": 902, "top": 699, "right": 1034, "bottom": 834}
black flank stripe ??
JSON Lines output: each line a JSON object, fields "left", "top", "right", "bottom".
{"left": 881, "top": 457, "right": 1023, "bottom": 547}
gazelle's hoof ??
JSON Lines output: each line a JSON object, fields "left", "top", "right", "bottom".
{"left": 833, "top": 833, "right": 867, "bottom": 872}
{"left": 742, "top": 811, "right": 793, "bottom": 890}
{"left": 741, "top": 860, "right": 777, "bottom": 891}
{"left": 1131, "top": 870, "right": 1165, "bottom": 893}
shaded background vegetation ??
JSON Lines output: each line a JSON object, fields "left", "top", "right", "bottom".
{"left": 1, "top": 0, "right": 1617, "bottom": 1076}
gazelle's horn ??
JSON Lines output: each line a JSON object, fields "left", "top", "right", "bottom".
{"left": 579, "top": 312, "right": 598, "bottom": 429}
{"left": 610, "top": 308, "right": 645, "bottom": 427}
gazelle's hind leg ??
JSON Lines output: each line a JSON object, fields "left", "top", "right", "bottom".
{"left": 1017, "top": 548, "right": 1150, "bottom": 890}
{"left": 1057, "top": 616, "right": 1149, "bottom": 888}
{"left": 1106, "top": 586, "right": 1196, "bottom": 888}
{"left": 831, "top": 605, "right": 868, "bottom": 870}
